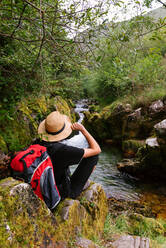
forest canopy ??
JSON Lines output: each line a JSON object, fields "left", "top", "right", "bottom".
{"left": 0, "top": 0, "right": 165, "bottom": 109}
{"left": 0, "top": 0, "right": 166, "bottom": 152}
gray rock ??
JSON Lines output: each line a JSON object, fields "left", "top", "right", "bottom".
{"left": 10, "top": 182, "right": 44, "bottom": 214}
{"left": 128, "top": 108, "right": 142, "bottom": 121}
{"left": 145, "top": 138, "right": 159, "bottom": 147}
{"left": 113, "top": 103, "right": 132, "bottom": 115}
{"left": 83, "top": 183, "right": 101, "bottom": 201}
{"left": 149, "top": 100, "right": 164, "bottom": 114}
{"left": 75, "top": 237, "right": 99, "bottom": 248}
{"left": 61, "top": 199, "right": 80, "bottom": 221}
{"left": 0, "top": 178, "right": 108, "bottom": 247}
{"left": 117, "top": 159, "right": 141, "bottom": 171}
{"left": 154, "top": 119, "right": 166, "bottom": 138}
{"left": 111, "top": 235, "right": 150, "bottom": 248}
{"left": 61, "top": 206, "right": 70, "bottom": 221}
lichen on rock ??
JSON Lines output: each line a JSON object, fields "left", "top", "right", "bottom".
{"left": 0, "top": 177, "right": 108, "bottom": 247}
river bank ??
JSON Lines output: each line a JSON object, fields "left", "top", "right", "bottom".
{"left": 83, "top": 98, "right": 166, "bottom": 182}
{"left": 1, "top": 97, "right": 166, "bottom": 247}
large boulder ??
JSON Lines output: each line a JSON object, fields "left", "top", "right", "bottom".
{"left": 117, "top": 134, "right": 166, "bottom": 181}
{"left": 83, "top": 111, "right": 108, "bottom": 141}
{"left": 0, "top": 178, "right": 108, "bottom": 247}
{"left": 84, "top": 99, "right": 166, "bottom": 145}
{"left": 106, "top": 198, "right": 165, "bottom": 248}
{"left": 111, "top": 235, "right": 150, "bottom": 248}
{"left": 117, "top": 158, "right": 143, "bottom": 178}
{"left": 154, "top": 119, "right": 166, "bottom": 139}
{"left": 149, "top": 100, "right": 164, "bottom": 115}
{"left": 106, "top": 104, "right": 132, "bottom": 142}
{"left": 0, "top": 96, "right": 75, "bottom": 153}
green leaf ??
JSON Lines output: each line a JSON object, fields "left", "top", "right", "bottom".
{"left": 96, "top": 56, "right": 101, "bottom": 62}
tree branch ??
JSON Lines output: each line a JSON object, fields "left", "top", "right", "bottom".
{"left": 156, "top": 0, "right": 166, "bottom": 8}
{"left": 138, "top": 23, "right": 166, "bottom": 37}
{"left": 33, "top": 11, "right": 45, "bottom": 68}
{"left": 10, "top": 4, "right": 27, "bottom": 38}
{"left": 0, "top": 32, "right": 40, "bottom": 42}
{"left": 22, "top": 0, "right": 44, "bottom": 13}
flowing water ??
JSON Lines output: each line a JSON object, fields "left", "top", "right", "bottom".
{"left": 65, "top": 100, "right": 166, "bottom": 217}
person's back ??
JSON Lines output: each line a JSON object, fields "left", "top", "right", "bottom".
{"left": 37, "top": 111, "right": 101, "bottom": 199}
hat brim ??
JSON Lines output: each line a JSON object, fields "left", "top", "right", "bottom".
{"left": 38, "top": 115, "right": 72, "bottom": 142}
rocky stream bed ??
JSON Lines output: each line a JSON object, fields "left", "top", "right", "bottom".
{"left": 1, "top": 97, "right": 166, "bottom": 247}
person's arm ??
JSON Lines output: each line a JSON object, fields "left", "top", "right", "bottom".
{"left": 71, "top": 123, "right": 101, "bottom": 158}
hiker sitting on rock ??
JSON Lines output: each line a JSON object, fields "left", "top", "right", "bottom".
{"left": 35, "top": 111, "right": 101, "bottom": 199}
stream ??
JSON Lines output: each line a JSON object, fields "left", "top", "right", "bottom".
{"left": 65, "top": 100, "right": 166, "bottom": 218}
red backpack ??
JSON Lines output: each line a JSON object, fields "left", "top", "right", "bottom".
{"left": 10, "top": 144, "right": 61, "bottom": 210}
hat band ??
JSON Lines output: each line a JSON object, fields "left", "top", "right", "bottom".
{"left": 46, "top": 123, "right": 66, "bottom": 135}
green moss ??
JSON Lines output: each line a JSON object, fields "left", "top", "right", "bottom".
{"left": 55, "top": 96, "right": 73, "bottom": 120}
{"left": 1, "top": 95, "right": 75, "bottom": 152}
{"left": 0, "top": 178, "right": 56, "bottom": 247}
{"left": 122, "top": 139, "right": 145, "bottom": 157}
{"left": 0, "top": 178, "right": 108, "bottom": 247}
{"left": 78, "top": 184, "right": 108, "bottom": 238}
{"left": 102, "top": 211, "right": 166, "bottom": 248}
{"left": 0, "top": 135, "right": 8, "bottom": 153}
{"left": 100, "top": 100, "right": 127, "bottom": 120}
{"left": 128, "top": 214, "right": 165, "bottom": 238}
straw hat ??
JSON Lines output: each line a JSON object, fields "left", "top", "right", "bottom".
{"left": 38, "top": 111, "right": 72, "bottom": 142}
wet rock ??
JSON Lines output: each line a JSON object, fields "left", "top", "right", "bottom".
{"left": 111, "top": 235, "right": 150, "bottom": 248}
{"left": 75, "top": 237, "right": 99, "bottom": 248}
{"left": 113, "top": 104, "right": 132, "bottom": 114}
{"left": 127, "top": 108, "right": 142, "bottom": 121}
{"left": 108, "top": 105, "right": 132, "bottom": 141}
{"left": 144, "top": 138, "right": 162, "bottom": 167}
{"left": 149, "top": 100, "right": 164, "bottom": 114}
{"left": 122, "top": 139, "right": 145, "bottom": 158}
{"left": 108, "top": 197, "right": 155, "bottom": 218}
{"left": 145, "top": 137, "right": 159, "bottom": 147}
{"left": 123, "top": 108, "right": 145, "bottom": 139}
{"left": 117, "top": 158, "right": 141, "bottom": 175}
{"left": 154, "top": 119, "right": 166, "bottom": 138}
{"left": 83, "top": 111, "right": 108, "bottom": 141}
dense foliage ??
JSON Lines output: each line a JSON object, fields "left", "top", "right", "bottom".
{"left": 0, "top": 0, "right": 166, "bottom": 149}
{"left": 0, "top": 0, "right": 110, "bottom": 113}
{"left": 80, "top": 13, "right": 166, "bottom": 105}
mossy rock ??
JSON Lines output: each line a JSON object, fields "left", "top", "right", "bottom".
{"left": 0, "top": 135, "right": 8, "bottom": 153}
{"left": 122, "top": 139, "right": 145, "bottom": 158}
{"left": 78, "top": 183, "right": 108, "bottom": 237}
{"left": 0, "top": 178, "right": 57, "bottom": 248}
{"left": 54, "top": 96, "right": 72, "bottom": 119}
{"left": 0, "top": 178, "right": 108, "bottom": 247}
{"left": 83, "top": 112, "right": 109, "bottom": 141}
{"left": 128, "top": 213, "right": 165, "bottom": 237}
{"left": 1, "top": 95, "right": 74, "bottom": 152}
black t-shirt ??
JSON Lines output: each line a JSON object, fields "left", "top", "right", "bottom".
{"left": 35, "top": 139, "right": 84, "bottom": 186}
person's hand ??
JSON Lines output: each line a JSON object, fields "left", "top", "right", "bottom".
{"left": 71, "top": 123, "right": 86, "bottom": 132}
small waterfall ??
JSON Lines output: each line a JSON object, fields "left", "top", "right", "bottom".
{"left": 61, "top": 99, "right": 89, "bottom": 148}
{"left": 74, "top": 99, "right": 89, "bottom": 123}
